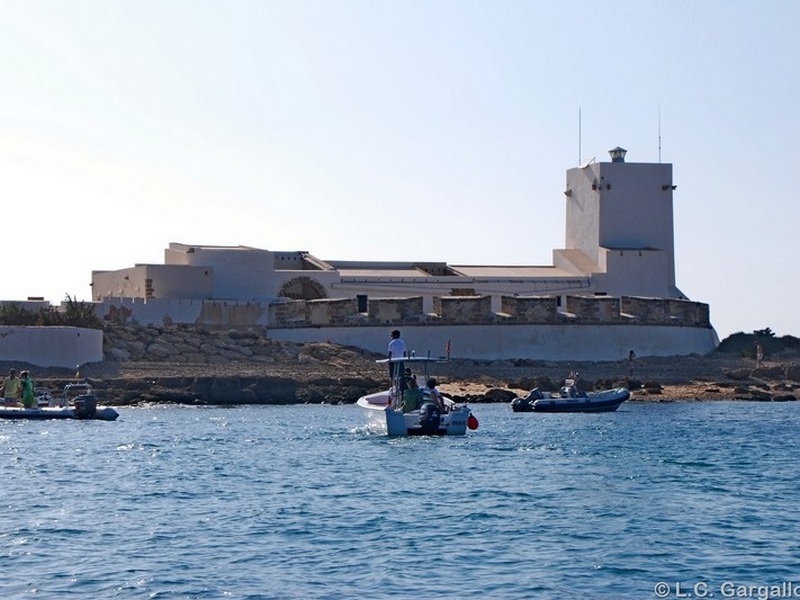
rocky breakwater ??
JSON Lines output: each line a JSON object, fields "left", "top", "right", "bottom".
{"left": 45, "top": 325, "right": 391, "bottom": 406}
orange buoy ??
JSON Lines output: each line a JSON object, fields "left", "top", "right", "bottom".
{"left": 467, "top": 414, "right": 479, "bottom": 430}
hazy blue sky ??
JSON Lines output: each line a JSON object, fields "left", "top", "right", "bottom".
{"left": 1, "top": 1, "right": 797, "bottom": 341}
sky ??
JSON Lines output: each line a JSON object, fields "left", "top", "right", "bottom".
{"left": 1, "top": 0, "right": 797, "bottom": 342}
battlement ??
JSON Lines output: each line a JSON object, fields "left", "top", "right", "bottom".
{"left": 267, "top": 294, "right": 710, "bottom": 328}
{"left": 93, "top": 294, "right": 715, "bottom": 360}
{"left": 95, "top": 294, "right": 710, "bottom": 329}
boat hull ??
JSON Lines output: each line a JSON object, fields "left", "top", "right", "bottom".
{"left": 0, "top": 406, "right": 119, "bottom": 421}
{"left": 356, "top": 392, "right": 471, "bottom": 436}
{"left": 512, "top": 387, "right": 630, "bottom": 413}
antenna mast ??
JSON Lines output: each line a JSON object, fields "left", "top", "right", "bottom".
{"left": 658, "top": 106, "right": 662, "bottom": 163}
{"left": 578, "top": 107, "right": 582, "bottom": 166}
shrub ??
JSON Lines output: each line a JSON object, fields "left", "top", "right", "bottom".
{"left": 0, "top": 296, "right": 102, "bottom": 329}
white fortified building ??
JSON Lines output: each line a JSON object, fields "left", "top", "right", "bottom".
{"left": 91, "top": 148, "right": 718, "bottom": 360}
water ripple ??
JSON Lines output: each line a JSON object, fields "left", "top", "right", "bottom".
{"left": 1, "top": 402, "right": 799, "bottom": 598}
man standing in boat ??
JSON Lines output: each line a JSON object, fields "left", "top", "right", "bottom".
{"left": 387, "top": 329, "right": 407, "bottom": 383}
{"left": 1, "top": 368, "right": 21, "bottom": 406}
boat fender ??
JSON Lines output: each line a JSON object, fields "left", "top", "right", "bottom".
{"left": 467, "top": 414, "right": 479, "bottom": 430}
{"left": 418, "top": 402, "right": 441, "bottom": 435}
{"left": 73, "top": 394, "right": 97, "bottom": 419}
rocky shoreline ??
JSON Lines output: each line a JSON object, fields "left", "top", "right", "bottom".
{"left": 3, "top": 325, "right": 798, "bottom": 406}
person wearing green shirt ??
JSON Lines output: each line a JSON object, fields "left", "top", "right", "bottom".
{"left": 402, "top": 375, "right": 422, "bottom": 413}
{"left": 20, "top": 370, "right": 36, "bottom": 409}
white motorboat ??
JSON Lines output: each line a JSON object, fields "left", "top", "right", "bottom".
{"left": 511, "top": 378, "right": 629, "bottom": 413}
{"left": 0, "top": 382, "right": 119, "bottom": 421}
{"left": 356, "top": 356, "right": 478, "bottom": 436}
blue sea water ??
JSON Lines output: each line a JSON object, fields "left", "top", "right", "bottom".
{"left": 1, "top": 401, "right": 799, "bottom": 600}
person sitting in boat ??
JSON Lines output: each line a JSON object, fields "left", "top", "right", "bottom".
{"left": 402, "top": 376, "right": 422, "bottom": 413}
{"left": 399, "top": 367, "right": 413, "bottom": 391}
{"left": 1, "top": 368, "right": 21, "bottom": 406}
{"left": 422, "top": 378, "right": 446, "bottom": 413}
{"left": 19, "top": 370, "right": 36, "bottom": 409}
{"left": 561, "top": 371, "right": 586, "bottom": 398}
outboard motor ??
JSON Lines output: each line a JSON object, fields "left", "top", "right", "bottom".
{"left": 73, "top": 394, "right": 97, "bottom": 419}
{"left": 511, "top": 397, "right": 533, "bottom": 412}
{"left": 418, "top": 402, "right": 441, "bottom": 435}
{"left": 511, "top": 388, "right": 543, "bottom": 412}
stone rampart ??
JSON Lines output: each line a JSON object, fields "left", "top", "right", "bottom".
{"left": 93, "top": 294, "right": 711, "bottom": 330}
{"left": 266, "top": 294, "right": 710, "bottom": 329}
{"left": 366, "top": 296, "right": 424, "bottom": 323}
{"left": 621, "top": 297, "right": 671, "bottom": 324}
{"left": 565, "top": 296, "right": 622, "bottom": 322}
{"left": 668, "top": 299, "right": 711, "bottom": 326}
{"left": 269, "top": 300, "right": 308, "bottom": 326}
{"left": 500, "top": 296, "right": 560, "bottom": 323}
{"left": 96, "top": 297, "right": 270, "bottom": 327}
{"left": 308, "top": 298, "right": 358, "bottom": 325}
{"left": 433, "top": 295, "right": 494, "bottom": 323}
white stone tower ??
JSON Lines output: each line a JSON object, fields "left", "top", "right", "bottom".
{"left": 553, "top": 147, "right": 684, "bottom": 298}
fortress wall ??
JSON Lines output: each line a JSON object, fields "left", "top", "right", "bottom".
{"left": 0, "top": 326, "right": 103, "bottom": 368}
{"left": 308, "top": 298, "right": 358, "bottom": 325}
{"left": 3, "top": 295, "right": 717, "bottom": 367}
{"left": 98, "top": 297, "right": 202, "bottom": 324}
{"left": 96, "top": 297, "right": 270, "bottom": 327}
{"left": 269, "top": 300, "right": 307, "bottom": 326}
{"left": 195, "top": 302, "right": 268, "bottom": 326}
{"left": 366, "top": 297, "right": 424, "bottom": 324}
{"left": 565, "top": 296, "right": 622, "bottom": 322}
{"left": 434, "top": 296, "right": 493, "bottom": 323}
{"left": 94, "top": 295, "right": 713, "bottom": 338}
{"left": 500, "top": 296, "right": 560, "bottom": 323}
{"left": 668, "top": 299, "right": 711, "bottom": 327}
{"left": 268, "top": 322, "right": 718, "bottom": 360}
{"left": 259, "top": 294, "right": 714, "bottom": 362}
{"left": 621, "top": 297, "right": 671, "bottom": 324}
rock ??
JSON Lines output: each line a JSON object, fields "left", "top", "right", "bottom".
{"left": 726, "top": 368, "right": 752, "bottom": 381}
{"left": 482, "top": 388, "right": 517, "bottom": 403}
{"left": 146, "top": 343, "right": 173, "bottom": 359}
{"left": 786, "top": 365, "right": 800, "bottom": 381}
{"left": 109, "top": 347, "right": 130, "bottom": 361}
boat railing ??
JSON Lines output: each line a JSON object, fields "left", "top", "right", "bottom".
{"left": 60, "top": 383, "right": 94, "bottom": 407}
{"left": 35, "top": 387, "right": 58, "bottom": 407}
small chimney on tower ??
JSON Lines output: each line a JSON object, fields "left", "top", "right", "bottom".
{"left": 609, "top": 146, "right": 627, "bottom": 163}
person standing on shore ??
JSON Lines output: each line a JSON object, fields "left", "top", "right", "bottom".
{"left": 755, "top": 342, "right": 764, "bottom": 369}
{"left": 627, "top": 350, "right": 636, "bottom": 377}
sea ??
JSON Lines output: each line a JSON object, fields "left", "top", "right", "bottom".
{"left": 1, "top": 400, "right": 799, "bottom": 600}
